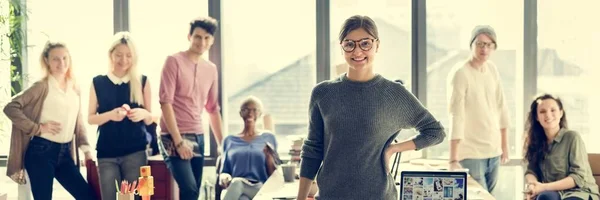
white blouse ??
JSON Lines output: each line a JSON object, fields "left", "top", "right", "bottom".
{"left": 38, "top": 76, "right": 81, "bottom": 144}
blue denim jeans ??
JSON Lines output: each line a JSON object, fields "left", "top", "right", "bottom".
{"left": 536, "top": 191, "right": 561, "bottom": 200}
{"left": 535, "top": 191, "right": 590, "bottom": 200}
{"left": 24, "top": 137, "right": 96, "bottom": 200}
{"left": 460, "top": 156, "right": 500, "bottom": 193}
{"left": 98, "top": 150, "right": 148, "bottom": 200}
{"left": 160, "top": 134, "right": 205, "bottom": 200}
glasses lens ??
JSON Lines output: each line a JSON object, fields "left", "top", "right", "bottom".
{"left": 242, "top": 108, "right": 259, "bottom": 113}
{"left": 341, "top": 41, "right": 356, "bottom": 52}
{"left": 359, "top": 39, "right": 373, "bottom": 51}
{"left": 476, "top": 41, "right": 495, "bottom": 49}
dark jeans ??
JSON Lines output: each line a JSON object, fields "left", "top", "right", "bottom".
{"left": 536, "top": 191, "right": 589, "bottom": 200}
{"left": 160, "top": 134, "right": 205, "bottom": 200}
{"left": 98, "top": 150, "right": 148, "bottom": 200}
{"left": 24, "top": 136, "right": 95, "bottom": 200}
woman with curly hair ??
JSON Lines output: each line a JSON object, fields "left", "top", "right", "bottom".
{"left": 523, "top": 94, "right": 599, "bottom": 200}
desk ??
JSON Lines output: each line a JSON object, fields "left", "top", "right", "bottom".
{"left": 148, "top": 155, "right": 179, "bottom": 200}
{"left": 253, "top": 168, "right": 297, "bottom": 200}
{"left": 254, "top": 162, "right": 495, "bottom": 200}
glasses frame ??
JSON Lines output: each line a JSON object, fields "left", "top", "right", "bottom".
{"left": 240, "top": 108, "right": 260, "bottom": 113}
{"left": 340, "top": 38, "right": 378, "bottom": 52}
{"left": 474, "top": 41, "right": 496, "bottom": 49}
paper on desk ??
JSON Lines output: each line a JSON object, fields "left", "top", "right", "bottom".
{"left": 467, "top": 188, "right": 485, "bottom": 200}
{"left": 0, "top": 187, "right": 6, "bottom": 200}
{"left": 255, "top": 169, "right": 285, "bottom": 194}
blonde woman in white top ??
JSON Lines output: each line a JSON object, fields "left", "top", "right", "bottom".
{"left": 3, "top": 41, "right": 95, "bottom": 200}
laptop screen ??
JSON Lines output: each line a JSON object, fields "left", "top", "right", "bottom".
{"left": 399, "top": 171, "right": 467, "bottom": 200}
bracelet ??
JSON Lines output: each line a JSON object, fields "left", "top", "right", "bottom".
{"left": 449, "top": 160, "right": 459, "bottom": 163}
{"left": 175, "top": 141, "right": 185, "bottom": 149}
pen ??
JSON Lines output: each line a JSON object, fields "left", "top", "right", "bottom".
{"left": 115, "top": 180, "right": 120, "bottom": 194}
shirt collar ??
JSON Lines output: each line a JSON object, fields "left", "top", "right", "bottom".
{"left": 553, "top": 128, "right": 568, "bottom": 143}
{"left": 108, "top": 73, "right": 130, "bottom": 85}
{"left": 47, "top": 75, "right": 73, "bottom": 89}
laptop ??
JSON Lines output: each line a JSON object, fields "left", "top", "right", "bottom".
{"left": 399, "top": 171, "right": 467, "bottom": 200}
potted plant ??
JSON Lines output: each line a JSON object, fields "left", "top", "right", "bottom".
{"left": 0, "top": 0, "right": 27, "bottom": 159}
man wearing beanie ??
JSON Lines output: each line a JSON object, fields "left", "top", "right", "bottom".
{"left": 446, "top": 25, "right": 510, "bottom": 195}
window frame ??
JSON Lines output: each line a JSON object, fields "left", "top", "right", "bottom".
{"left": 2, "top": 0, "right": 541, "bottom": 168}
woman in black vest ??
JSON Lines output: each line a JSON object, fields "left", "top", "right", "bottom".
{"left": 88, "top": 32, "right": 153, "bottom": 200}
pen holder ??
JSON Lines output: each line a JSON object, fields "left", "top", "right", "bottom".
{"left": 117, "top": 192, "right": 135, "bottom": 200}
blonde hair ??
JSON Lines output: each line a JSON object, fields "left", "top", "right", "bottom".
{"left": 108, "top": 31, "right": 144, "bottom": 105}
{"left": 40, "top": 41, "right": 74, "bottom": 81}
{"left": 240, "top": 95, "right": 264, "bottom": 114}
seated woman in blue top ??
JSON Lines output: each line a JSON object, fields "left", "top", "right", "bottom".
{"left": 219, "top": 96, "right": 278, "bottom": 200}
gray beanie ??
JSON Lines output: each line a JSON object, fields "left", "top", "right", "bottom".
{"left": 470, "top": 25, "right": 497, "bottom": 49}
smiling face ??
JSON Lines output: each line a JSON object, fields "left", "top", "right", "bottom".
{"left": 240, "top": 101, "right": 262, "bottom": 124}
{"left": 536, "top": 98, "right": 564, "bottom": 130}
{"left": 341, "top": 28, "right": 379, "bottom": 72}
{"left": 110, "top": 44, "right": 133, "bottom": 73}
{"left": 45, "top": 47, "right": 70, "bottom": 77}
{"left": 188, "top": 27, "right": 214, "bottom": 55}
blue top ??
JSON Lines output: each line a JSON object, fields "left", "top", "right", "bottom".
{"left": 221, "top": 132, "right": 278, "bottom": 183}
{"left": 93, "top": 75, "right": 149, "bottom": 158}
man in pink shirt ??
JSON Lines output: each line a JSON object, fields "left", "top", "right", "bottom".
{"left": 158, "top": 16, "right": 224, "bottom": 200}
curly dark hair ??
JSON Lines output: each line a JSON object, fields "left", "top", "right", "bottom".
{"left": 189, "top": 16, "right": 218, "bottom": 36}
{"left": 523, "top": 94, "right": 567, "bottom": 171}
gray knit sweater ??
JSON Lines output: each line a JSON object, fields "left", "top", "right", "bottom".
{"left": 300, "top": 74, "right": 446, "bottom": 200}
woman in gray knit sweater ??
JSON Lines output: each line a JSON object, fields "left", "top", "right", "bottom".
{"left": 296, "top": 15, "right": 446, "bottom": 200}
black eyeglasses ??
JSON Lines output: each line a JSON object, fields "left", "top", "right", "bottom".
{"left": 340, "top": 38, "right": 378, "bottom": 52}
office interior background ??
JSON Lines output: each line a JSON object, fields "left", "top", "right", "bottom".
{"left": 0, "top": 0, "right": 599, "bottom": 199}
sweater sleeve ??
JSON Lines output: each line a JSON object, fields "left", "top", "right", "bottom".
{"left": 300, "top": 85, "right": 325, "bottom": 180}
{"left": 490, "top": 63, "right": 511, "bottom": 129}
{"left": 447, "top": 67, "right": 468, "bottom": 140}
{"left": 395, "top": 85, "right": 446, "bottom": 150}
{"left": 3, "top": 81, "right": 45, "bottom": 136}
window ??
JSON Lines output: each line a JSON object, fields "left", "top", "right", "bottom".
{"left": 329, "top": 0, "right": 420, "bottom": 160}
{"left": 130, "top": 0, "right": 210, "bottom": 155}
{"left": 222, "top": 0, "right": 316, "bottom": 159}
{"left": 537, "top": 0, "right": 600, "bottom": 153}
{"left": 25, "top": 0, "right": 114, "bottom": 159}
{"left": 425, "top": 0, "right": 524, "bottom": 159}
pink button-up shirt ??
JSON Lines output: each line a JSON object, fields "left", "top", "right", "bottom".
{"left": 159, "top": 51, "right": 220, "bottom": 135}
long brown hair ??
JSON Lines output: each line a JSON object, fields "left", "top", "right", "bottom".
{"left": 523, "top": 94, "right": 567, "bottom": 169}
